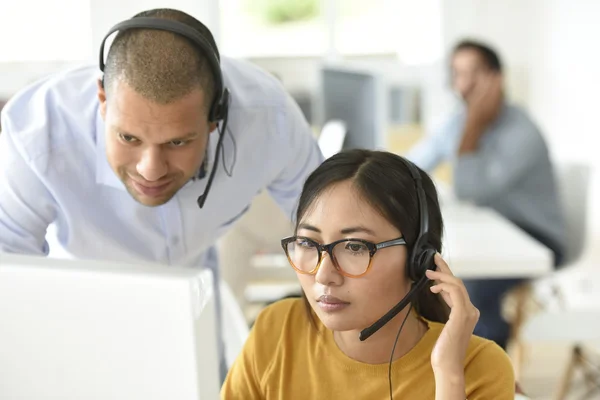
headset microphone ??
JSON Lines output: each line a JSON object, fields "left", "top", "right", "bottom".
{"left": 359, "top": 274, "right": 431, "bottom": 341}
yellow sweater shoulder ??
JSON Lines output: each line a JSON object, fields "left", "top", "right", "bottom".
{"left": 463, "top": 329, "right": 516, "bottom": 399}
{"left": 221, "top": 298, "right": 308, "bottom": 398}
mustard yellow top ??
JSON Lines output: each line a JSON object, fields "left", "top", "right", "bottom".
{"left": 222, "top": 298, "right": 515, "bottom": 399}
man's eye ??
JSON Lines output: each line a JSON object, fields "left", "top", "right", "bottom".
{"left": 170, "top": 140, "right": 187, "bottom": 147}
{"left": 119, "top": 134, "right": 138, "bottom": 143}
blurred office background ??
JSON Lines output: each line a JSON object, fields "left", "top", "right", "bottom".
{"left": 1, "top": 1, "right": 599, "bottom": 398}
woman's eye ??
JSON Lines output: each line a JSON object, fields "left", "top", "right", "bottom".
{"left": 345, "top": 242, "right": 367, "bottom": 252}
{"left": 297, "top": 239, "right": 316, "bottom": 248}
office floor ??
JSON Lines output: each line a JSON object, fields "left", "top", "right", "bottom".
{"left": 511, "top": 242, "right": 600, "bottom": 400}
{"left": 519, "top": 342, "right": 600, "bottom": 399}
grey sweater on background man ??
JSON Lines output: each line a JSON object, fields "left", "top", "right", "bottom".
{"left": 406, "top": 103, "right": 565, "bottom": 266}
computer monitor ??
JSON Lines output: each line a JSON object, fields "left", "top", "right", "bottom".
{"left": 320, "top": 64, "right": 387, "bottom": 151}
{"left": 0, "top": 253, "right": 220, "bottom": 400}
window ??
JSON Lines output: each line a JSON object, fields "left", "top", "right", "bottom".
{"left": 219, "top": 0, "right": 327, "bottom": 58}
{"left": 394, "top": 0, "right": 444, "bottom": 65}
{"left": 335, "top": 0, "right": 443, "bottom": 62}
{"left": 219, "top": 0, "right": 442, "bottom": 61}
{"left": 0, "top": 0, "right": 92, "bottom": 62}
{"left": 333, "top": 0, "right": 397, "bottom": 55}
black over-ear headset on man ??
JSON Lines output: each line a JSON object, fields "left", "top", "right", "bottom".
{"left": 98, "top": 17, "right": 231, "bottom": 209}
{"left": 359, "top": 157, "right": 437, "bottom": 341}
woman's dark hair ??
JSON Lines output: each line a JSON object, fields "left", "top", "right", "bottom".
{"left": 295, "top": 149, "right": 450, "bottom": 324}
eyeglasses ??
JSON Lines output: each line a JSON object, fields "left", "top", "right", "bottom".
{"left": 280, "top": 236, "right": 407, "bottom": 278}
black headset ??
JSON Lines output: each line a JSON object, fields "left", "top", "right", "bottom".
{"left": 359, "top": 157, "right": 437, "bottom": 341}
{"left": 403, "top": 157, "right": 437, "bottom": 282}
{"left": 98, "top": 16, "right": 231, "bottom": 208}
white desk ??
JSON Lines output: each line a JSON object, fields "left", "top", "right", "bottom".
{"left": 247, "top": 202, "right": 554, "bottom": 304}
{"left": 439, "top": 203, "right": 553, "bottom": 279}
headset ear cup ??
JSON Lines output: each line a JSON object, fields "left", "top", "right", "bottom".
{"left": 208, "top": 98, "right": 219, "bottom": 122}
{"left": 420, "top": 248, "right": 437, "bottom": 276}
{"left": 210, "top": 89, "right": 230, "bottom": 122}
{"left": 411, "top": 247, "right": 436, "bottom": 281}
{"left": 209, "top": 104, "right": 219, "bottom": 122}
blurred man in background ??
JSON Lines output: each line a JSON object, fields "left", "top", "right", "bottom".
{"left": 406, "top": 39, "right": 565, "bottom": 350}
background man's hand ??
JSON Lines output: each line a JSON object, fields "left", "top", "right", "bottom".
{"left": 467, "top": 72, "right": 504, "bottom": 126}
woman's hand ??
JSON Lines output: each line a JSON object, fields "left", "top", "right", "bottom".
{"left": 426, "top": 254, "right": 480, "bottom": 381}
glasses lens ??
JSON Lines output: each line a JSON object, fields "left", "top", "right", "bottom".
{"left": 286, "top": 237, "right": 319, "bottom": 273}
{"left": 332, "top": 240, "right": 371, "bottom": 276}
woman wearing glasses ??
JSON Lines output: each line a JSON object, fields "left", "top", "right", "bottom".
{"left": 221, "top": 150, "right": 515, "bottom": 399}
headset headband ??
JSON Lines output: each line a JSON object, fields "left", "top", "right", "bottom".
{"left": 98, "top": 17, "right": 227, "bottom": 121}
{"left": 399, "top": 158, "right": 430, "bottom": 243}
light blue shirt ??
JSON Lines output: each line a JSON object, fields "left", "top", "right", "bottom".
{"left": 0, "top": 57, "right": 323, "bottom": 266}
{"left": 0, "top": 57, "right": 324, "bottom": 378}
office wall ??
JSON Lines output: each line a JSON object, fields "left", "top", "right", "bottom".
{"left": 0, "top": 0, "right": 92, "bottom": 99}
{"left": 531, "top": 0, "right": 600, "bottom": 244}
{"left": 89, "top": 0, "right": 220, "bottom": 53}
{"left": 0, "top": 0, "right": 219, "bottom": 100}
{"left": 0, "top": 62, "right": 79, "bottom": 99}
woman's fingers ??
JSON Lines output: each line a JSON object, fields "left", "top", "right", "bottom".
{"left": 427, "top": 254, "right": 473, "bottom": 310}
{"left": 430, "top": 282, "right": 455, "bottom": 308}
{"left": 427, "top": 254, "right": 470, "bottom": 296}
{"left": 431, "top": 282, "right": 480, "bottom": 321}
{"left": 430, "top": 282, "right": 466, "bottom": 306}
{"left": 433, "top": 253, "right": 453, "bottom": 276}
{"left": 425, "top": 270, "right": 467, "bottom": 298}
{"left": 425, "top": 269, "right": 461, "bottom": 284}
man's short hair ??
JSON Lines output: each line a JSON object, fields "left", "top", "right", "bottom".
{"left": 452, "top": 39, "right": 502, "bottom": 72}
{"left": 103, "top": 8, "right": 218, "bottom": 113}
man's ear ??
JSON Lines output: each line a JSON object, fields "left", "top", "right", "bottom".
{"left": 97, "top": 78, "right": 107, "bottom": 119}
{"left": 209, "top": 121, "right": 218, "bottom": 133}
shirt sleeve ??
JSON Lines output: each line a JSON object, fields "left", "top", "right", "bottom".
{"left": 404, "top": 114, "right": 460, "bottom": 173}
{"left": 405, "top": 134, "right": 445, "bottom": 172}
{"left": 453, "top": 116, "right": 544, "bottom": 204}
{"left": 0, "top": 115, "right": 55, "bottom": 254}
{"left": 266, "top": 94, "right": 324, "bottom": 221}
{"left": 464, "top": 341, "right": 515, "bottom": 399}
